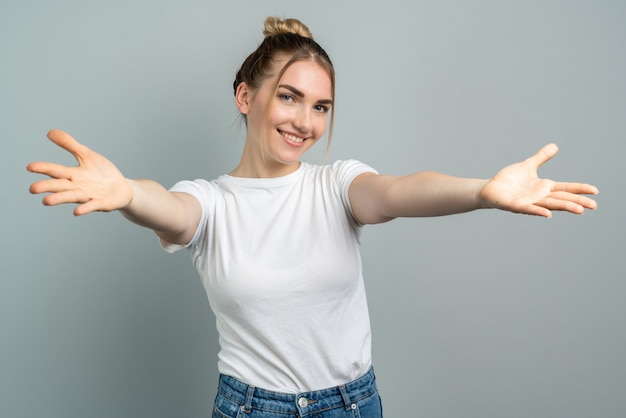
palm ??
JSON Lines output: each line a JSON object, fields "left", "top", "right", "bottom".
{"left": 480, "top": 144, "right": 598, "bottom": 217}
{"left": 28, "top": 130, "right": 133, "bottom": 215}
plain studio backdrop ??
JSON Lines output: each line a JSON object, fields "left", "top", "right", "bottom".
{"left": 1, "top": 1, "right": 624, "bottom": 417}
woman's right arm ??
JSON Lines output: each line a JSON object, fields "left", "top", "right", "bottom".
{"left": 122, "top": 180, "right": 201, "bottom": 245}
{"left": 28, "top": 130, "right": 201, "bottom": 245}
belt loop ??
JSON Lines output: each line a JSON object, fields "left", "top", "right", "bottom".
{"left": 338, "top": 384, "right": 354, "bottom": 411}
{"left": 243, "top": 385, "right": 255, "bottom": 413}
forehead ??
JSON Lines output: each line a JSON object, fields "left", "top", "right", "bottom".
{"left": 271, "top": 58, "right": 333, "bottom": 98}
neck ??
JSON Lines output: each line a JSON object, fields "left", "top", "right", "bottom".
{"left": 230, "top": 161, "right": 301, "bottom": 178}
{"left": 230, "top": 141, "right": 301, "bottom": 178}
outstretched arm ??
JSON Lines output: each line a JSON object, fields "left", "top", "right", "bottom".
{"left": 349, "top": 143, "right": 598, "bottom": 225}
{"left": 27, "top": 130, "right": 201, "bottom": 245}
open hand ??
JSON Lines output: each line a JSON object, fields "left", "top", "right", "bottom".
{"left": 27, "top": 130, "right": 133, "bottom": 216}
{"left": 479, "top": 144, "right": 598, "bottom": 217}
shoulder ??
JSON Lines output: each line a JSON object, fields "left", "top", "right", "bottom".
{"left": 326, "top": 160, "right": 378, "bottom": 189}
{"left": 169, "top": 177, "right": 222, "bottom": 194}
{"left": 302, "top": 160, "right": 377, "bottom": 179}
{"left": 167, "top": 178, "right": 227, "bottom": 209}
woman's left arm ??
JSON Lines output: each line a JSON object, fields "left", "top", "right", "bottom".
{"left": 349, "top": 144, "right": 598, "bottom": 225}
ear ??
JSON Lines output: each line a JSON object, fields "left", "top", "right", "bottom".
{"left": 235, "top": 82, "right": 251, "bottom": 114}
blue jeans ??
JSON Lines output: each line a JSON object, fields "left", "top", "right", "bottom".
{"left": 212, "top": 367, "right": 383, "bottom": 417}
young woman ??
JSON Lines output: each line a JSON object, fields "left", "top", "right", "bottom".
{"left": 28, "top": 16, "right": 598, "bottom": 418}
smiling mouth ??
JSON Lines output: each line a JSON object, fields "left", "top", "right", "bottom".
{"left": 279, "top": 130, "right": 305, "bottom": 144}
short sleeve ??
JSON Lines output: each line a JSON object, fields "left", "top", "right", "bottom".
{"left": 331, "top": 160, "right": 378, "bottom": 225}
{"left": 158, "top": 179, "right": 213, "bottom": 253}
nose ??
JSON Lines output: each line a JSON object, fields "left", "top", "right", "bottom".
{"left": 293, "top": 107, "right": 313, "bottom": 134}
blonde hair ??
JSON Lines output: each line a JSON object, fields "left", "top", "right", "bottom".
{"left": 262, "top": 16, "right": 313, "bottom": 38}
{"left": 234, "top": 16, "right": 335, "bottom": 158}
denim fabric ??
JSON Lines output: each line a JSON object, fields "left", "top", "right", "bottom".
{"left": 212, "top": 367, "right": 383, "bottom": 417}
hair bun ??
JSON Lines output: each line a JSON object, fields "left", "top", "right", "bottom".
{"left": 263, "top": 16, "right": 313, "bottom": 39}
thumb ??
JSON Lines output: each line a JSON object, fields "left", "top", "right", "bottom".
{"left": 46, "top": 129, "right": 89, "bottom": 161}
{"left": 527, "top": 143, "right": 559, "bottom": 169}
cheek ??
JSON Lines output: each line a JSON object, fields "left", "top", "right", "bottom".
{"left": 314, "top": 116, "right": 328, "bottom": 138}
{"left": 267, "top": 105, "right": 293, "bottom": 126}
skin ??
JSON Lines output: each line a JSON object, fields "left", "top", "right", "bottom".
{"left": 349, "top": 142, "right": 600, "bottom": 224}
{"left": 27, "top": 58, "right": 599, "bottom": 245}
{"left": 231, "top": 58, "right": 333, "bottom": 178}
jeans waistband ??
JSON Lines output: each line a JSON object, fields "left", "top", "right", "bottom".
{"left": 217, "top": 367, "right": 378, "bottom": 415}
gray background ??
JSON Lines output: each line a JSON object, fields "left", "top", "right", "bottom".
{"left": 2, "top": 1, "right": 624, "bottom": 417}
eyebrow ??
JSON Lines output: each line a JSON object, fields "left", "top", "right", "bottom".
{"left": 278, "top": 84, "right": 333, "bottom": 105}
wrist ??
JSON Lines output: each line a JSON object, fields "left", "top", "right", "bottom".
{"left": 119, "top": 178, "right": 139, "bottom": 213}
{"left": 476, "top": 178, "right": 493, "bottom": 209}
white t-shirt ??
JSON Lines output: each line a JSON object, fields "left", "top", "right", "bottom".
{"left": 161, "top": 160, "right": 377, "bottom": 392}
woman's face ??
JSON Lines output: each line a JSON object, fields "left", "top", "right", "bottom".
{"left": 239, "top": 58, "right": 333, "bottom": 173}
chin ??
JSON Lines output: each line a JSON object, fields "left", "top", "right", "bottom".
{"left": 275, "top": 143, "right": 316, "bottom": 162}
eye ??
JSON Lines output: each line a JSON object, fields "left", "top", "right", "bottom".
{"left": 314, "top": 104, "right": 330, "bottom": 113}
{"left": 279, "top": 93, "right": 295, "bottom": 103}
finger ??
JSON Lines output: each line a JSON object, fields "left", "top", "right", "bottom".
{"left": 578, "top": 195, "right": 597, "bottom": 210}
{"left": 46, "top": 129, "right": 90, "bottom": 161}
{"left": 517, "top": 203, "right": 552, "bottom": 218}
{"left": 42, "top": 189, "right": 90, "bottom": 207}
{"left": 536, "top": 196, "right": 586, "bottom": 214}
{"left": 548, "top": 191, "right": 598, "bottom": 210}
{"left": 74, "top": 200, "right": 104, "bottom": 216}
{"left": 526, "top": 143, "right": 559, "bottom": 169}
{"left": 30, "top": 178, "right": 74, "bottom": 194}
{"left": 552, "top": 181, "right": 599, "bottom": 195}
{"left": 74, "top": 198, "right": 124, "bottom": 215}
{"left": 27, "top": 161, "right": 74, "bottom": 179}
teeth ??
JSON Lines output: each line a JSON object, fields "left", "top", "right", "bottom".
{"left": 280, "top": 130, "right": 304, "bottom": 143}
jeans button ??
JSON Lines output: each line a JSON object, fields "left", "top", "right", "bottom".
{"left": 298, "top": 397, "right": 309, "bottom": 408}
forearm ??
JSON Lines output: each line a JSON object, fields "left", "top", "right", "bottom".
{"left": 351, "top": 171, "right": 490, "bottom": 224}
{"left": 121, "top": 179, "right": 199, "bottom": 242}
{"left": 382, "top": 172, "right": 489, "bottom": 218}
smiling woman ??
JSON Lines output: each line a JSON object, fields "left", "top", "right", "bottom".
{"left": 27, "top": 15, "right": 598, "bottom": 418}
{"left": 232, "top": 59, "right": 333, "bottom": 178}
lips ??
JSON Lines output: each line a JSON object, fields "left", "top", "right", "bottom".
{"left": 278, "top": 129, "right": 305, "bottom": 144}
